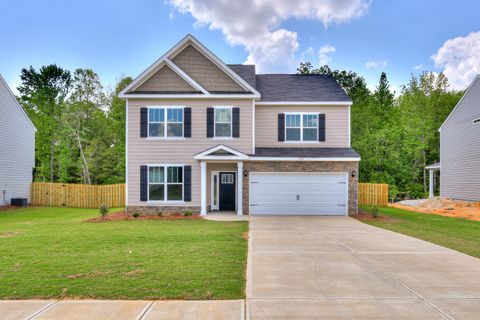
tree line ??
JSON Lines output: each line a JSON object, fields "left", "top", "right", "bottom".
{"left": 17, "top": 63, "right": 463, "bottom": 199}
{"left": 298, "top": 62, "right": 463, "bottom": 199}
{"left": 17, "top": 65, "right": 132, "bottom": 185}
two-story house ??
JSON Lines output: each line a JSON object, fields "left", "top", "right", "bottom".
{"left": 120, "top": 35, "right": 360, "bottom": 216}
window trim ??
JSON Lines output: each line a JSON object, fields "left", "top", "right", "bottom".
{"left": 147, "top": 106, "right": 185, "bottom": 139}
{"left": 284, "top": 112, "right": 319, "bottom": 143}
{"left": 213, "top": 106, "right": 233, "bottom": 138}
{"left": 147, "top": 164, "right": 184, "bottom": 203}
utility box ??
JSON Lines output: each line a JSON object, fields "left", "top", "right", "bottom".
{"left": 10, "top": 198, "right": 28, "bottom": 207}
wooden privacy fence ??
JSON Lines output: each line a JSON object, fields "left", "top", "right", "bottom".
{"left": 358, "top": 183, "right": 389, "bottom": 207}
{"left": 31, "top": 182, "right": 125, "bottom": 208}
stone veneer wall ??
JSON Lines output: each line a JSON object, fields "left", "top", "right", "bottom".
{"left": 126, "top": 206, "right": 200, "bottom": 216}
{"left": 243, "top": 161, "right": 359, "bottom": 216}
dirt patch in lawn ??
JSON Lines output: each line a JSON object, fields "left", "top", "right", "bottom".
{"left": 391, "top": 197, "right": 480, "bottom": 221}
{"left": 354, "top": 211, "right": 398, "bottom": 223}
{"left": 85, "top": 211, "right": 202, "bottom": 222}
{"left": 0, "top": 231, "right": 22, "bottom": 238}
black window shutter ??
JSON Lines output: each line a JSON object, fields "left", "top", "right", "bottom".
{"left": 278, "top": 114, "right": 285, "bottom": 142}
{"left": 140, "top": 108, "right": 148, "bottom": 138}
{"left": 184, "top": 108, "right": 192, "bottom": 138}
{"left": 140, "top": 165, "right": 148, "bottom": 201}
{"left": 232, "top": 107, "right": 240, "bottom": 138}
{"left": 184, "top": 166, "right": 192, "bottom": 202}
{"left": 318, "top": 114, "right": 326, "bottom": 142}
{"left": 207, "top": 107, "right": 214, "bottom": 138}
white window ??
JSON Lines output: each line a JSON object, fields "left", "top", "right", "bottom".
{"left": 285, "top": 113, "right": 318, "bottom": 142}
{"left": 148, "top": 107, "right": 183, "bottom": 138}
{"left": 214, "top": 107, "right": 232, "bottom": 138}
{"left": 221, "top": 173, "right": 234, "bottom": 184}
{"left": 148, "top": 165, "right": 183, "bottom": 201}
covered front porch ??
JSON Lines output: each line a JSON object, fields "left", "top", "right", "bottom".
{"left": 194, "top": 145, "right": 248, "bottom": 216}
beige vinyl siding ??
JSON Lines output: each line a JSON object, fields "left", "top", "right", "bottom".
{"left": 0, "top": 76, "right": 35, "bottom": 205}
{"left": 127, "top": 99, "right": 253, "bottom": 206}
{"left": 171, "top": 45, "right": 246, "bottom": 93}
{"left": 440, "top": 77, "right": 480, "bottom": 201}
{"left": 134, "top": 65, "right": 196, "bottom": 93}
{"left": 255, "top": 105, "right": 350, "bottom": 148}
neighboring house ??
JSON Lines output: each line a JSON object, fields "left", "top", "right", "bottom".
{"left": 427, "top": 75, "right": 480, "bottom": 200}
{"left": 0, "top": 74, "right": 36, "bottom": 205}
{"left": 120, "top": 35, "right": 360, "bottom": 216}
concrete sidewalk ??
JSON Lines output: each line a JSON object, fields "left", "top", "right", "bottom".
{"left": 0, "top": 300, "right": 244, "bottom": 320}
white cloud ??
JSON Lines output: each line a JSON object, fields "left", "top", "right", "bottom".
{"left": 318, "top": 44, "right": 336, "bottom": 66}
{"left": 169, "top": 0, "right": 371, "bottom": 72}
{"left": 412, "top": 64, "right": 423, "bottom": 70}
{"left": 432, "top": 31, "right": 480, "bottom": 90}
{"left": 365, "top": 60, "right": 387, "bottom": 69}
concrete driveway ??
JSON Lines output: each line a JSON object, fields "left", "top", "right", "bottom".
{"left": 247, "top": 216, "right": 480, "bottom": 319}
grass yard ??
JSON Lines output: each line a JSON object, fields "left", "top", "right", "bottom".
{"left": 0, "top": 207, "right": 248, "bottom": 300}
{"left": 357, "top": 206, "right": 480, "bottom": 258}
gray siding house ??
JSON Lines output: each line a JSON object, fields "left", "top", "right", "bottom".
{"left": 431, "top": 75, "right": 480, "bottom": 201}
{"left": 0, "top": 74, "right": 36, "bottom": 205}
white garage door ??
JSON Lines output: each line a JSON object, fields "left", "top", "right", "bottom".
{"left": 249, "top": 173, "right": 348, "bottom": 215}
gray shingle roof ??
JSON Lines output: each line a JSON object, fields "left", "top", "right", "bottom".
{"left": 255, "top": 74, "right": 351, "bottom": 102}
{"left": 250, "top": 147, "right": 360, "bottom": 158}
{"left": 227, "top": 64, "right": 256, "bottom": 88}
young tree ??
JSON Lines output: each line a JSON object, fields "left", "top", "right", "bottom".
{"left": 17, "top": 65, "right": 72, "bottom": 181}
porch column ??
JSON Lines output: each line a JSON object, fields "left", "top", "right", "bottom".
{"left": 429, "top": 169, "right": 434, "bottom": 198}
{"left": 200, "top": 161, "right": 207, "bottom": 216}
{"left": 237, "top": 161, "right": 243, "bottom": 215}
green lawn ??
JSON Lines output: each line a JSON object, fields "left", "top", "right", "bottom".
{"left": 0, "top": 207, "right": 248, "bottom": 300}
{"left": 358, "top": 207, "right": 480, "bottom": 258}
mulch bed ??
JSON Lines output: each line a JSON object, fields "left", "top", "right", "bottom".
{"left": 85, "top": 211, "right": 202, "bottom": 222}
{"left": 0, "top": 205, "right": 23, "bottom": 212}
{"left": 354, "top": 211, "right": 397, "bottom": 223}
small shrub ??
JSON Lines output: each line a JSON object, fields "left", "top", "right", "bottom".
{"left": 367, "top": 206, "right": 380, "bottom": 218}
{"left": 132, "top": 212, "right": 140, "bottom": 218}
{"left": 184, "top": 211, "right": 193, "bottom": 216}
{"left": 99, "top": 204, "right": 109, "bottom": 219}
{"left": 157, "top": 212, "right": 164, "bottom": 217}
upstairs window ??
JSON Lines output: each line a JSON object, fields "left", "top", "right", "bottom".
{"left": 285, "top": 113, "right": 318, "bottom": 142}
{"left": 148, "top": 107, "right": 183, "bottom": 138}
{"left": 214, "top": 107, "right": 232, "bottom": 138}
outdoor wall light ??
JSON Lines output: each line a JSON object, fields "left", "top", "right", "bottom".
{"left": 351, "top": 169, "right": 356, "bottom": 178}
{"left": 244, "top": 169, "right": 248, "bottom": 177}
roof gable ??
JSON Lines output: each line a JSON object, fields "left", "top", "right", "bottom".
{"left": 194, "top": 145, "right": 248, "bottom": 160}
{"left": 439, "top": 75, "right": 480, "bottom": 131}
{"left": 0, "top": 74, "right": 36, "bottom": 131}
{"left": 119, "top": 35, "right": 260, "bottom": 99}
{"left": 133, "top": 64, "right": 198, "bottom": 93}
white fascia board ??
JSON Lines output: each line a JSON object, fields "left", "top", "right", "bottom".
{"left": 119, "top": 93, "right": 259, "bottom": 99}
{"left": 195, "top": 155, "right": 249, "bottom": 161}
{"left": 255, "top": 101, "right": 352, "bottom": 106}
{"left": 0, "top": 74, "right": 37, "bottom": 131}
{"left": 247, "top": 157, "right": 361, "bottom": 162}
{"left": 439, "top": 74, "right": 480, "bottom": 132}
{"left": 164, "top": 58, "right": 209, "bottom": 95}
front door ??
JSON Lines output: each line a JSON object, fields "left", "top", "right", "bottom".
{"left": 219, "top": 172, "right": 236, "bottom": 211}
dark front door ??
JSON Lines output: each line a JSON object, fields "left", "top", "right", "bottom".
{"left": 219, "top": 172, "right": 236, "bottom": 211}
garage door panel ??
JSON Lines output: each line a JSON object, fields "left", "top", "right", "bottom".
{"left": 249, "top": 173, "right": 348, "bottom": 215}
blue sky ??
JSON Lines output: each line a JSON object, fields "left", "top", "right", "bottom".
{"left": 1, "top": 0, "right": 479, "bottom": 94}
